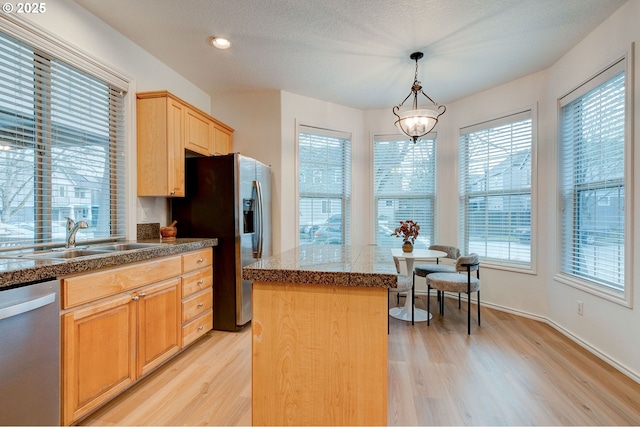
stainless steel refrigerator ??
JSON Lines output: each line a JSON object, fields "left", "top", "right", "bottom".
{"left": 171, "top": 153, "right": 271, "bottom": 331}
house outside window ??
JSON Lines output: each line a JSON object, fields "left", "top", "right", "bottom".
{"left": 373, "top": 134, "right": 436, "bottom": 249}
{"left": 74, "top": 187, "right": 87, "bottom": 199}
{"left": 298, "top": 125, "right": 351, "bottom": 245}
{"left": 0, "top": 28, "right": 126, "bottom": 248}
{"left": 459, "top": 110, "right": 534, "bottom": 267}
{"left": 557, "top": 58, "right": 629, "bottom": 303}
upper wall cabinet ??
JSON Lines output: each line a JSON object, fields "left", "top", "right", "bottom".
{"left": 137, "top": 91, "right": 234, "bottom": 197}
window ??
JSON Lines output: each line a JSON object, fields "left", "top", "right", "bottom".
{"left": 558, "top": 59, "right": 627, "bottom": 297}
{"left": 298, "top": 125, "right": 351, "bottom": 244}
{"left": 0, "top": 29, "right": 126, "bottom": 249}
{"left": 459, "top": 111, "right": 533, "bottom": 267}
{"left": 373, "top": 135, "right": 436, "bottom": 248}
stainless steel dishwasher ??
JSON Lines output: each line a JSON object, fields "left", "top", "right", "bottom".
{"left": 0, "top": 279, "right": 60, "bottom": 426}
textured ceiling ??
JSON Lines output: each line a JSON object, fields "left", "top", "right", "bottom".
{"left": 74, "top": 0, "right": 627, "bottom": 110}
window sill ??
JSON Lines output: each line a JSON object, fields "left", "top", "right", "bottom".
{"left": 554, "top": 273, "right": 631, "bottom": 308}
{"left": 479, "top": 260, "right": 536, "bottom": 275}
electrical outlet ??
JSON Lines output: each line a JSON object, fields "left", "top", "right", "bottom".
{"left": 142, "top": 209, "right": 148, "bottom": 223}
{"left": 577, "top": 300, "right": 583, "bottom": 316}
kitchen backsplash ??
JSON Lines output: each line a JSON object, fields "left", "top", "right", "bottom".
{"left": 137, "top": 223, "right": 160, "bottom": 240}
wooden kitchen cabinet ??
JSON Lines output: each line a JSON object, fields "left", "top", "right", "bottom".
{"left": 136, "top": 278, "right": 181, "bottom": 377}
{"left": 185, "top": 106, "right": 213, "bottom": 156}
{"left": 62, "top": 293, "right": 136, "bottom": 425}
{"left": 60, "top": 249, "right": 213, "bottom": 425}
{"left": 137, "top": 91, "right": 234, "bottom": 197}
{"left": 137, "top": 93, "right": 185, "bottom": 197}
{"left": 213, "top": 124, "right": 232, "bottom": 155}
{"left": 61, "top": 276, "right": 181, "bottom": 425}
{"left": 181, "top": 248, "right": 213, "bottom": 346}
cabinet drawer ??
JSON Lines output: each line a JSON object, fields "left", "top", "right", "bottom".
{"left": 62, "top": 255, "right": 182, "bottom": 309}
{"left": 182, "top": 268, "right": 213, "bottom": 298}
{"left": 183, "top": 248, "right": 212, "bottom": 273}
{"left": 182, "top": 288, "right": 212, "bottom": 323}
{"left": 182, "top": 309, "right": 213, "bottom": 347}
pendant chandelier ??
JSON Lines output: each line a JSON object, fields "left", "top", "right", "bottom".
{"left": 392, "top": 52, "right": 446, "bottom": 143}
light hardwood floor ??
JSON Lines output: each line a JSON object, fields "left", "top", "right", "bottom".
{"left": 80, "top": 295, "right": 640, "bottom": 426}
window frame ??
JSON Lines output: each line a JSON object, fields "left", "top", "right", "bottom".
{"left": 458, "top": 107, "right": 537, "bottom": 273}
{"left": 295, "top": 122, "right": 352, "bottom": 246}
{"left": 0, "top": 14, "right": 130, "bottom": 251}
{"left": 372, "top": 133, "right": 437, "bottom": 249}
{"left": 554, "top": 52, "right": 634, "bottom": 307}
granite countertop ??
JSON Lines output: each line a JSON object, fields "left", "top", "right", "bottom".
{"left": 242, "top": 244, "right": 398, "bottom": 288}
{"left": 0, "top": 238, "right": 218, "bottom": 290}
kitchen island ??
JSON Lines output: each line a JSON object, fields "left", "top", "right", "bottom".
{"left": 243, "top": 244, "right": 397, "bottom": 426}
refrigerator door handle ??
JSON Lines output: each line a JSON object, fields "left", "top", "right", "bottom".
{"left": 254, "top": 180, "right": 264, "bottom": 258}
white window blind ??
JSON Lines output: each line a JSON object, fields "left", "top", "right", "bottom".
{"left": 559, "top": 61, "right": 626, "bottom": 292}
{"left": 298, "top": 125, "right": 351, "bottom": 244}
{"left": 0, "top": 30, "right": 126, "bottom": 249}
{"left": 459, "top": 111, "right": 532, "bottom": 265}
{"left": 373, "top": 135, "right": 436, "bottom": 248}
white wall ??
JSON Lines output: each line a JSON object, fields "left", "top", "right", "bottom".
{"left": 544, "top": 0, "right": 640, "bottom": 380}
{"left": 22, "top": 0, "right": 213, "bottom": 236}
{"left": 279, "top": 91, "right": 366, "bottom": 252}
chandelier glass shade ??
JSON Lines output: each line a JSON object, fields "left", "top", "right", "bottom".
{"left": 393, "top": 52, "right": 446, "bottom": 143}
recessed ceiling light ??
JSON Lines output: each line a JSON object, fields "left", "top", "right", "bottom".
{"left": 211, "top": 37, "right": 231, "bottom": 49}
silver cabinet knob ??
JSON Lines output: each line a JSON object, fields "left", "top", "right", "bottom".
{"left": 198, "top": 326, "right": 204, "bottom": 331}
{"left": 197, "top": 258, "right": 204, "bottom": 263}
{"left": 131, "top": 295, "right": 139, "bottom": 301}
{"left": 197, "top": 302, "right": 204, "bottom": 308}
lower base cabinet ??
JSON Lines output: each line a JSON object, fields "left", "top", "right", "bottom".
{"left": 136, "top": 278, "right": 181, "bottom": 377}
{"left": 60, "top": 248, "right": 213, "bottom": 426}
{"left": 62, "top": 294, "right": 136, "bottom": 425}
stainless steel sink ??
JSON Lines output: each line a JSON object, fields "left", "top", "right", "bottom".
{"left": 5, "top": 242, "right": 165, "bottom": 261}
{"left": 20, "top": 249, "right": 112, "bottom": 260}
{"left": 89, "top": 242, "right": 164, "bottom": 251}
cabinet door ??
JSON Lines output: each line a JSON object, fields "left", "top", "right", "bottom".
{"left": 62, "top": 294, "right": 136, "bottom": 425}
{"left": 167, "top": 98, "right": 185, "bottom": 196}
{"left": 213, "top": 125, "right": 232, "bottom": 155}
{"left": 136, "top": 278, "right": 181, "bottom": 377}
{"left": 185, "top": 107, "right": 213, "bottom": 155}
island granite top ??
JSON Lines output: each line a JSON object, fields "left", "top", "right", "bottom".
{"left": 242, "top": 244, "right": 398, "bottom": 288}
{"left": 0, "top": 238, "right": 217, "bottom": 290}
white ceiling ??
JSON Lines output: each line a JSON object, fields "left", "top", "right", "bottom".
{"left": 74, "top": 0, "right": 627, "bottom": 110}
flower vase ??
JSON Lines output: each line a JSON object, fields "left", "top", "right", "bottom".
{"left": 402, "top": 241, "right": 413, "bottom": 253}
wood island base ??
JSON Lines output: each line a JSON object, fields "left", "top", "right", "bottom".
{"left": 251, "top": 281, "right": 388, "bottom": 426}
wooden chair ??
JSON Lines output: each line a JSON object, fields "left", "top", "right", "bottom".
{"left": 426, "top": 253, "right": 480, "bottom": 335}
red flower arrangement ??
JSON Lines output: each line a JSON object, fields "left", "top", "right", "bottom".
{"left": 391, "top": 220, "right": 420, "bottom": 244}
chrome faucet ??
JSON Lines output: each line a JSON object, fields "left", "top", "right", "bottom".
{"left": 65, "top": 217, "right": 88, "bottom": 248}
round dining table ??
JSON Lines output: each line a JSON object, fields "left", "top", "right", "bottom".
{"left": 390, "top": 247, "right": 447, "bottom": 322}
